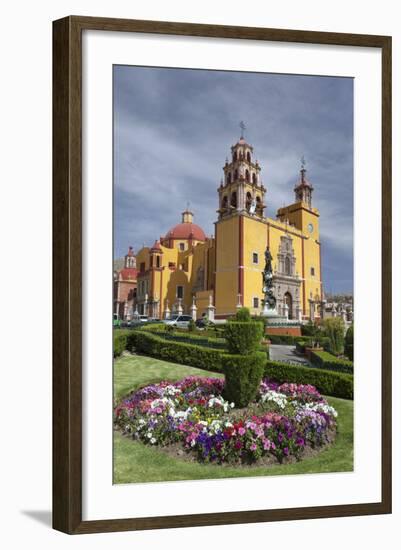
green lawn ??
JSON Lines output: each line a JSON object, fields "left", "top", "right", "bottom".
{"left": 113, "top": 353, "right": 353, "bottom": 484}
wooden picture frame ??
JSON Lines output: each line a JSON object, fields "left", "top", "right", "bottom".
{"left": 53, "top": 15, "right": 392, "bottom": 534}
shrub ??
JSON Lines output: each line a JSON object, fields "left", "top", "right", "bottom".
{"left": 266, "top": 334, "right": 331, "bottom": 350}
{"left": 127, "top": 330, "right": 224, "bottom": 372}
{"left": 113, "top": 331, "right": 128, "bottom": 357}
{"left": 222, "top": 351, "right": 265, "bottom": 407}
{"left": 345, "top": 324, "right": 354, "bottom": 361}
{"left": 224, "top": 321, "right": 263, "bottom": 354}
{"left": 264, "top": 360, "right": 353, "bottom": 399}
{"left": 188, "top": 318, "right": 196, "bottom": 332}
{"left": 301, "top": 321, "right": 319, "bottom": 337}
{"left": 235, "top": 307, "right": 251, "bottom": 322}
{"left": 140, "top": 323, "right": 166, "bottom": 332}
{"left": 135, "top": 329, "right": 227, "bottom": 350}
{"left": 259, "top": 343, "right": 270, "bottom": 360}
{"left": 295, "top": 340, "right": 307, "bottom": 354}
{"left": 322, "top": 317, "right": 345, "bottom": 355}
{"left": 310, "top": 350, "right": 353, "bottom": 374}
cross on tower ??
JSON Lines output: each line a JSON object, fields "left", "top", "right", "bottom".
{"left": 300, "top": 155, "right": 307, "bottom": 183}
{"left": 239, "top": 120, "right": 246, "bottom": 138}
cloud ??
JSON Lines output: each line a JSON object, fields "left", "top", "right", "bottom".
{"left": 114, "top": 66, "right": 353, "bottom": 293}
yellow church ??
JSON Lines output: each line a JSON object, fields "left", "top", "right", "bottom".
{"left": 133, "top": 134, "right": 323, "bottom": 322}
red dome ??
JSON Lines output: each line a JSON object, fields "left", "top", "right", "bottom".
{"left": 165, "top": 222, "right": 206, "bottom": 242}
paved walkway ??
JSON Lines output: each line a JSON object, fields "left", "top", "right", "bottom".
{"left": 269, "top": 345, "right": 310, "bottom": 366}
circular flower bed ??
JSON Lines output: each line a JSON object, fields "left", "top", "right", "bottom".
{"left": 114, "top": 376, "right": 338, "bottom": 465}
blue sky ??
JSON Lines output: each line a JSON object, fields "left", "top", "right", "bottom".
{"left": 114, "top": 65, "right": 353, "bottom": 294}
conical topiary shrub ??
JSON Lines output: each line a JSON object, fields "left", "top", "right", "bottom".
{"left": 222, "top": 318, "right": 264, "bottom": 407}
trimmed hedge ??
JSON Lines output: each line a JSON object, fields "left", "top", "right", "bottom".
{"left": 139, "top": 323, "right": 166, "bottom": 332}
{"left": 113, "top": 331, "right": 129, "bottom": 357}
{"left": 126, "top": 330, "right": 224, "bottom": 372}
{"left": 259, "top": 344, "right": 270, "bottom": 360}
{"left": 295, "top": 340, "right": 306, "bottom": 354}
{"left": 224, "top": 321, "right": 264, "bottom": 354}
{"left": 116, "top": 329, "right": 352, "bottom": 399}
{"left": 264, "top": 360, "right": 353, "bottom": 400}
{"left": 310, "top": 350, "right": 354, "bottom": 374}
{"left": 267, "top": 334, "right": 331, "bottom": 350}
{"left": 139, "top": 330, "right": 227, "bottom": 350}
{"left": 223, "top": 351, "right": 266, "bottom": 407}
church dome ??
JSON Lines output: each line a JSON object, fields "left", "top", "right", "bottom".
{"left": 165, "top": 222, "right": 206, "bottom": 242}
{"left": 165, "top": 208, "right": 206, "bottom": 242}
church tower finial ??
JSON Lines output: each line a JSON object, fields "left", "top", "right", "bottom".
{"left": 239, "top": 120, "right": 246, "bottom": 139}
{"left": 294, "top": 156, "right": 314, "bottom": 208}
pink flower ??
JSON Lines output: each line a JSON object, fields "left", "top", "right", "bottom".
{"left": 250, "top": 443, "right": 257, "bottom": 451}
{"left": 263, "top": 439, "right": 271, "bottom": 450}
{"left": 238, "top": 427, "right": 246, "bottom": 436}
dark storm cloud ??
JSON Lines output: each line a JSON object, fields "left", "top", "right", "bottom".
{"left": 114, "top": 65, "right": 353, "bottom": 293}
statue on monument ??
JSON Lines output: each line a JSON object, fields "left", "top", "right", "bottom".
{"left": 262, "top": 246, "right": 277, "bottom": 311}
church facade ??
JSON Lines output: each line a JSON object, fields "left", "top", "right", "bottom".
{"left": 116, "top": 135, "right": 323, "bottom": 322}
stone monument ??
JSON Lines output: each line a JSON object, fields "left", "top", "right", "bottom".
{"left": 261, "top": 246, "right": 299, "bottom": 330}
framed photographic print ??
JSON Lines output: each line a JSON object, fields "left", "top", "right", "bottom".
{"left": 53, "top": 16, "right": 392, "bottom": 534}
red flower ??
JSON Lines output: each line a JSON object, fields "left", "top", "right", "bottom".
{"left": 223, "top": 427, "right": 234, "bottom": 438}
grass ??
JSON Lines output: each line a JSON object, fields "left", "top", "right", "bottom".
{"left": 113, "top": 353, "right": 353, "bottom": 484}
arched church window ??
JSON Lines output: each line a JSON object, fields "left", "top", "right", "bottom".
{"left": 227, "top": 172, "right": 231, "bottom": 184}
{"left": 234, "top": 169, "right": 238, "bottom": 180}
{"left": 247, "top": 151, "right": 251, "bottom": 162}
{"left": 245, "top": 169, "right": 250, "bottom": 182}
{"left": 230, "top": 192, "right": 237, "bottom": 208}
{"left": 252, "top": 173, "right": 257, "bottom": 184}
{"left": 222, "top": 195, "right": 228, "bottom": 209}
{"left": 233, "top": 151, "right": 237, "bottom": 162}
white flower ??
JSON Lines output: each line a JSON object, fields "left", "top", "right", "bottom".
{"left": 260, "top": 390, "right": 288, "bottom": 409}
{"left": 146, "top": 432, "right": 153, "bottom": 439}
{"left": 163, "top": 385, "right": 181, "bottom": 397}
{"left": 150, "top": 437, "right": 156, "bottom": 444}
{"left": 301, "top": 402, "right": 338, "bottom": 418}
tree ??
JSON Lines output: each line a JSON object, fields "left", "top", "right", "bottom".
{"left": 322, "top": 317, "right": 345, "bottom": 356}
{"left": 235, "top": 307, "right": 251, "bottom": 322}
{"left": 344, "top": 324, "right": 354, "bottom": 361}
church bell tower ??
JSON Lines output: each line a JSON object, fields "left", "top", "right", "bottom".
{"left": 217, "top": 124, "right": 266, "bottom": 219}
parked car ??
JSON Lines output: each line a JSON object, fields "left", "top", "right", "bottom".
{"left": 163, "top": 314, "right": 193, "bottom": 328}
